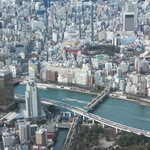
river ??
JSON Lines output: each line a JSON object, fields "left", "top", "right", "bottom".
{"left": 14, "top": 85, "right": 150, "bottom": 149}
{"left": 14, "top": 85, "right": 150, "bottom": 131}
{"left": 54, "top": 129, "right": 68, "bottom": 150}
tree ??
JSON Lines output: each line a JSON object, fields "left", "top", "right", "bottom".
{"left": 117, "top": 133, "right": 148, "bottom": 147}
{"left": 92, "top": 139, "right": 99, "bottom": 146}
{"left": 105, "top": 136, "right": 110, "bottom": 141}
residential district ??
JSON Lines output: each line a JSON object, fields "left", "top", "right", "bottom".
{"left": 0, "top": 0, "right": 149, "bottom": 150}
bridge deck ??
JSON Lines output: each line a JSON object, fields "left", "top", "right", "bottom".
{"left": 14, "top": 94, "right": 150, "bottom": 138}
{"left": 84, "top": 87, "right": 110, "bottom": 111}
{"left": 63, "top": 116, "right": 79, "bottom": 150}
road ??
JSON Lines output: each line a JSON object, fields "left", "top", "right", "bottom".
{"left": 15, "top": 94, "right": 150, "bottom": 138}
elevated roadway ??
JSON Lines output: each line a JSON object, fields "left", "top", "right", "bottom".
{"left": 62, "top": 116, "right": 79, "bottom": 150}
{"left": 14, "top": 94, "right": 150, "bottom": 138}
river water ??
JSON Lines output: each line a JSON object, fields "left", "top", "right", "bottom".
{"left": 14, "top": 85, "right": 150, "bottom": 130}
{"left": 14, "top": 85, "right": 150, "bottom": 131}
{"left": 54, "top": 129, "right": 68, "bottom": 150}
{"left": 14, "top": 85, "right": 150, "bottom": 150}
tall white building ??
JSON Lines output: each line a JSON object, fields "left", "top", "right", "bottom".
{"left": 94, "top": 70, "right": 102, "bottom": 86}
{"left": 135, "top": 57, "right": 140, "bottom": 71}
{"left": 9, "top": 65, "right": 17, "bottom": 78}
{"left": 74, "top": 70, "right": 88, "bottom": 85}
{"left": 18, "top": 121, "right": 31, "bottom": 144}
{"left": 28, "top": 66, "right": 36, "bottom": 80}
{"left": 117, "top": 67, "right": 122, "bottom": 78}
{"left": 25, "top": 80, "right": 41, "bottom": 120}
{"left": 119, "top": 79, "right": 126, "bottom": 91}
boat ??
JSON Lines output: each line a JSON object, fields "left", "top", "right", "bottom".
{"left": 139, "top": 102, "right": 150, "bottom": 107}
{"left": 63, "top": 98, "right": 89, "bottom": 104}
{"left": 63, "top": 98, "right": 76, "bottom": 102}
{"left": 37, "top": 85, "right": 47, "bottom": 90}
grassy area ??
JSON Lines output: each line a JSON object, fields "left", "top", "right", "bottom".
{"left": 84, "top": 45, "right": 120, "bottom": 56}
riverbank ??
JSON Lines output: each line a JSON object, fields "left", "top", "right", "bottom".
{"left": 36, "top": 82, "right": 98, "bottom": 96}
{"left": 21, "top": 81, "right": 150, "bottom": 106}
{"left": 109, "top": 94, "right": 150, "bottom": 107}
{"left": 20, "top": 78, "right": 98, "bottom": 96}
{"left": 14, "top": 85, "right": 150, "bottom": 131}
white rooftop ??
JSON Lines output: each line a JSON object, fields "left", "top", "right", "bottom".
{"left": 0, "top": 69, "right": 11, "bottom": 77}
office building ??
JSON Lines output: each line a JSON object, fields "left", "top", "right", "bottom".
{"left": 25, "top": 80, "right": 41, "bottom": 121}
{"left": 123, "top": 13, "right": 136, "bottom": 32}
{"left": 125, "top": 3, "right": 137, "bottom": 14}
{"left": 0, "top": 69, "right": 15, "bottom": 111}
{"left": 30, "top": 124, "right": 38, "bottom": 137}
{"left": 29, "top": 65, "right": 36, "bottom": 80}
{"left": 18, "top": 121, "right": 31, "bottom": 144}
{"left": 2, "top": 132, "right": 16, "bottom": 149}
{"left": 123, "top": 3, "right": 137, "bottom": 32}
{"left": 36, "top": 129, "right": 47, "bottom": 146}
{"left": 119, "top": 79, "right": 126, "bottom": 91}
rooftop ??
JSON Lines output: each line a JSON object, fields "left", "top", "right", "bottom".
{"left": 0, "top": 69, "right": 11, "bottom": 77}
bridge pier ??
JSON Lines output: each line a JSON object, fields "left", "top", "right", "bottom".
{"left": 102, "top": 123, "right": 105, "bottom": 128}
{"left": 63, "top": 112, "right": 71, "bottom": 118}
{"left": 116, "top": 128, "right": 118, "bottom": 134}
{"left": 92, "top": 119, "right": 94, "bottom": 124}
{"left": 74, "top": 112, "right": 76, "bottom": 116}
{"left": 115, "top": 128, "right": 122, "bottom": 134}
{"left": 63, "top": 113, "right": 65, "bottom": 117}
{"left": 69, "top": 113, "right": 71, "bottom": 118}
{"left": 82, "top": 115, "right": 86, "bottom": 120}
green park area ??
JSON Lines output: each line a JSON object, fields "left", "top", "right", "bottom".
{"left": 84, "top": 45, "right": 120, "bottom": 57}
{"left": 72, "top": 124, "right": 150, "bottom": 150}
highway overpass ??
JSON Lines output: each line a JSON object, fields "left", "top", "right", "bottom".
{"left": 14, "top": 94, "right": 150, "bottom": 138}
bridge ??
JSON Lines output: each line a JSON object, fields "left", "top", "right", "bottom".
{"left": 62, "top": 116, "right": 79, "bottom": 150}
{"left": 14, "top": 94, "right": 150, "bottom": 138}
{"left": 84, "top": 87, "right": 110, "bottom": 111}
{"left": 13, "top": 78, "right": 23, "bottom": 85}
{"left": 55, "top": 122, "right": 71, "bottom": 129}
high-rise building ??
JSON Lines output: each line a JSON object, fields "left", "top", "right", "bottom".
{"left": 36, "top": 129, "right": 47, "bottom": 146}
{"left": 2, "top": 132, "right": 16, "bottom": 149}
{"left": 123, "top": 3, "right": 137, "bottom": 32}
{"left": 0, "top": 69, "right": 15, "bottom": 111}
{"left": 25, "top": 80, "right": 41, "bottom": 121}
{"left": 90, "top": 1, "right": 94, "bottom": 41}
{"left": 29, "top": 65, "right": 36, "bottom": 80}
{"left": 123, "top": 13, "right": 136, "bottom": 32}
{"left": 125, "top": 3, "right": 137, "bottom": 14}
{"left": 18, "top": 121, "right": 31, "bottom": 144}
{"left": 30, "top": 124, "right": 38, "bottom": 137}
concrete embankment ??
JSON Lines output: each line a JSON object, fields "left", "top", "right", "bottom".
{"left": 109, "top": 95, "right": 150, "bottom": 107}
{"left": 36, "top": 83, "right": 97, "bottom": 95}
